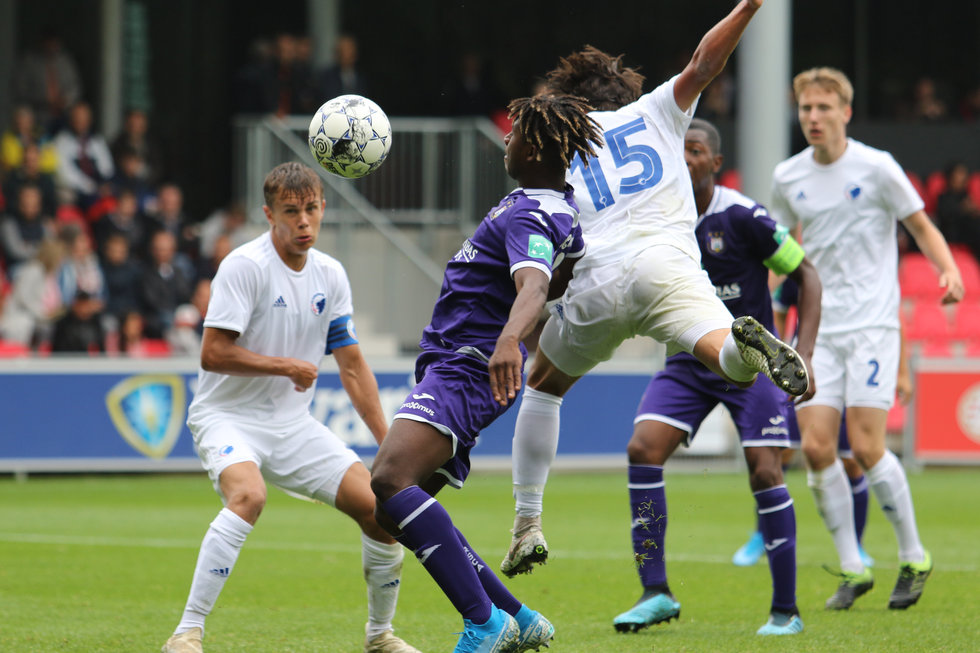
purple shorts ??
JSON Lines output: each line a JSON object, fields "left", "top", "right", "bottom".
{"left": 393, "top": 347, "right": 514, "bottom": 488}
{"left": 635, "top": 355, "right": 792, "bottom": 447}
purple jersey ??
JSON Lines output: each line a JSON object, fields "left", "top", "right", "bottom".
{"left": 421, "top": 186, "right": 585, "bottom": 357}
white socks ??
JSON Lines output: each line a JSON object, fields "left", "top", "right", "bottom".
{"left": 719, "top": 331, "right": 758, "bottom": 383}
{"left": 807, "top": 458, "right": 864, "bottom": 573}
{"left": 512, "top": 387, "right": 563, "bottom": 518}
{"left": 362, "top": 533, "right": 404, "bottom": 640}
{"left": 176, "top": 508, "right": 252, "bottom": 635}
{"left": 867, "top": 450, "right": 925, "bottom": 563}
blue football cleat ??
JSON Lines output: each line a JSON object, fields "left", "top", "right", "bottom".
{"left": 514, "top": 604, "right": 554, "bottom": 652}
{"left": 733, "top": 531, "right": 765, "bottom": 567}
{"left": 757, "top": 612, "right": 804, "bottom": 635}
{"left": 454, "top": 605, "right": 519, "bottom": 653}
{"left": 613, "top": 592, "right": 681, "bottom": 633}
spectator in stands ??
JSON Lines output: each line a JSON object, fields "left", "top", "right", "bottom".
{"left": 1, "top": 105, "right": 59, "bottom": 175}
{"left": 233, "top": 38, "right": 274, "bottom": 114}
{"left": 111, "top": 146, "right": 157, "bottom": 213}
{"left": 195, "top": 232, "right": 234, "bottom": 282}
{"left": 117, "top": 310, "right": 149, "bottom": 356}
{"left": 197, "top": 201, "right": 249, "bottom": 262}
{"left": 93, "top": 188, "right": 148, "bottom": 258}
{"left": 3, "top": 142, "right": 60, "bottom": 218}
{"left": 0, "top": 237, "right": 65, "bottom": 347}
{"left": 51, "top": 289, "right": 105, "bottom": 354}
{"left": 99, "top": 232, "right": 143, "bottom": 327}
{"left": 11, "top": 29, "right": 83, "bottom": 135}
{"left": 318, "top": 33, "right": 368, "bottom": 101}
{"left": 936, "top": 161, "right": 980, "bottom": 260}
{"left": 167, "top": 303, "right": 202, "bottom": 355}
{"left": 57, "top": 224, "right": 105, "bottom": 306}
{"left": 53, "top": 101, "right": 115, "bottom": 212}
{"left": 0, "top": 184, "right": 55, "bottom": 276}
{"left": 139, "top": 229, "right": 193, "bottom": 339}
{"left": 441, "top": 51, "right": 505, "bottom": 117}
{"left": 909, "top": 76, "right": 949, "bottom": 122}
{"left": 146, "top": 182, "right": 198, "bottom": 277}
{"left": 697, "top": 72, "right": 736, "bottom": 122}
{"left": 110, "top": 108, "right": 165, "bottom": 187}
{"left": 245, "top": 32, "right": 315, "bottom": 117}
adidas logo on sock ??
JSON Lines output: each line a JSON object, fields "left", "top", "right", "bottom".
{"left": 380, "top": 579, "right": 401, "bottom": 589}
{"left": 273, "top": 296, "right": 287, "bottom": 308}
{"left": 209, "top": 567, "right": 230, "bottom": 577}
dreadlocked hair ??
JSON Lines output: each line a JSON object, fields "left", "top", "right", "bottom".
{"left": 507, "top": 94, "right": 603, "bottom": 171}
{"left": 544, "top": 45, "right": 645, "bottom": 111}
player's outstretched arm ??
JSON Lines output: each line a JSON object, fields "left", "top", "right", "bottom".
{"left": 489, "top": 267, "right": 550, "bottom": 407}
{"left": 200, "top": 326, "right": 318, "bottom": 391}
{"left": 334, "top": 343, "right": 388, "bottom": 445}
{"left": 788, "top": 256, "right": 820, "bottom": 403}
{"left": 673, "top": 0, "right": 763, "bottom": 112}
{"left": 901, "top": 210, "right": 965, "bottom": 305}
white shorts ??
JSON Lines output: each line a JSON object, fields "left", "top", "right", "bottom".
{"left": 188, "top": 412, "right": 361, "bottom": 506}
{"left": 797, "top": 327, "right": 900, "bottom": 412}
{"left": 540, "top": 244, "right": 733, "bottom": 376}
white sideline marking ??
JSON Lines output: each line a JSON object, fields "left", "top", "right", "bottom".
{"left": 0, "top": 532, "right": 976, "bottom": 572}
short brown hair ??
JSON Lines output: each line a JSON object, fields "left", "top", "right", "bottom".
{"left": 263, "top": 162, "right": 323, "bottom": 207}
{"left": 793, "top": 67, "right": 854, "bottom": 107}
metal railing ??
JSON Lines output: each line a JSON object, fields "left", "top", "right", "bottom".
{"left": 231, "top": 114, "right": 514, "bottom": 352}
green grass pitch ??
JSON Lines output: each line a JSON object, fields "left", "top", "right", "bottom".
{"left": 1, "top": 466, "right": 977, "bottom": 652}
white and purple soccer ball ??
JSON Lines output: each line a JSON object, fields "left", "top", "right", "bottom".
{"left": 308, "top": 95, "right": 392, "bottom": 179}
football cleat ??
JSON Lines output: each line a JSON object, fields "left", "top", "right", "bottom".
{"left": 889, "top": 550, "right": 933, "bottom": 609}
{"left": 732, "top": 316, "right": 810, "bottom": 396}
{"left": 757, "top": 611, "right": 804, "bottom": 636}
{"left": 454, "top": 605, "right": 520, "bottom": 653}
{"left": 824, "top": 566, "right": 874, "bottom": 610}
{"left": 500, "top": 515, "right": 549, "bottom": 578}
{"left": 613, "top": 591, "right": 681, "bottom": 633}
{"left": 161, "top": 627, "right": 203, "bottom": 653}
{"left": 732, "top": 531, "right": 765, "bottom": 567}
{"left": 514, "top": 605, "right": 554, "bottom": 652}
{"left": 364, "top": 629, "right": 422, "bottom": 653}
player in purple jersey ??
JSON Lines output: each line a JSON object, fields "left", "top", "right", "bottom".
{"left": 607, "top": 119, "right": 821, "bottom": 636}
{"left": 369, "top": 95, "right": 602, "bottom": 653}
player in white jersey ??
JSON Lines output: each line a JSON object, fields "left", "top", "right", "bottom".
{"left": 161, "top": 163, "right": 419, "bottom": 653}
{"left": 769, "top": 67, "right": 964, "bottom": 612}
{"left": 501, "top": 0, "right": 813, "bottom": 581}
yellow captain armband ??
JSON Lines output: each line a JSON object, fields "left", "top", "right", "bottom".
{"left": 763, "top": 226, "right": 805, "bottom": 275}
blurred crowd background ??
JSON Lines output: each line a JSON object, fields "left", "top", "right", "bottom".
{"left": 1, "top": 0, "right": 979, "bottom": 357}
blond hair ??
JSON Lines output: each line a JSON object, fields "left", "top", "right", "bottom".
{"left": 793, "top": 67, "right": 854, "bottom": 107}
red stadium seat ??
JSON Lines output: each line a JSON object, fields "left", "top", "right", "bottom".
{"left": 719, "top": 168, "right": 742, "bottom": 191}
{"left": 899, "top": 253, "right": 943, "bottom": 301}
{"left": 0, "top": 340, "right": 30, "bottom": 357}
{"left": 904, "top": 301, "right": 950, "bottom": 343}
{"left": 950, "top": 301, "right": 980, "bottom": 342}
{"left": 951, "top": 247, "right": 980, "bottom": 297}
{"left": 968, "top": 172, "right": 980, "bottom": 207}
{"left": 924, "top": 170, "right": 946, "bottom": 217}
{"left": 905, "top": 170, "right": 926, "bottom": 205}
{"left": 886, "top": 400, "right": 906, "bottom": 434}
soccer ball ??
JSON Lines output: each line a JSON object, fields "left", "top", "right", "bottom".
{"left": 308, "top": 95, "right": 392, "bottom": 179}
